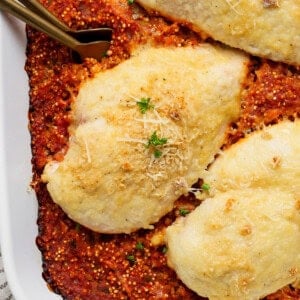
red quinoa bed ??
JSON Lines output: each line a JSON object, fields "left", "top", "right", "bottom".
{"left": 26, "top": 0, "right": 300, "bottom": 299}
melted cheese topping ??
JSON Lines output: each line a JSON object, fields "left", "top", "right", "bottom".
{"left": 204, "top": 120, "right": 300, "bottom": 196}
{"left": 166, "top": 120, "right": 300, "bottom": 299}
{"left": 42, "top": 44, "right": 248, "bottom": 233}
{"left": 166, "top": 188, "right": 300, "bottom": 300}
{"left": 136, "top": 0, "right": 300, "bottom": 65}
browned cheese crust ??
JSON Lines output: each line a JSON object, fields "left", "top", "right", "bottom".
{"left": 26, "top": 0, "right": 300, "bottom": 299}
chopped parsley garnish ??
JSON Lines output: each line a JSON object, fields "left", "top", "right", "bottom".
{"left": 126, "top": 254, "right": 136, "bottom": 264}
{"left": 179, "top": 208, "right": 190, "bottom": 217}
{"left": 128, "top": 0, "right": 134, "bottom": 4}
{"left": 136, "top": 241, "right": 144, "bottom": 250}
{"left": 146, "top": 131, "right": 168, "bottom": 159}
{"left": 147, "top": 131, "right": 168, "bottom": 147}
{"left": 136, "top": 97, "right": 154, "bottom": 114}
{"left": 75, "top": 223, "right": 81, "bottom": 231}
{"left": 154, "top": 149, "right": 162, "bottom": 158}
{"left": 161, "top": 246, "right": 168, "bottom": 254}
{"left": 201, "top": 182, "right": 210, "bottom": 191}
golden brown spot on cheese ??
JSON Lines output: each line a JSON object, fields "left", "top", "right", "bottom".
{"left": 239, "top": 277, "right": 251, "bottom": 287}
{"left": 261, "top": 131, "right": 273, "bottom": 140}
{"left": 289, "top": 268, "right": 298, "bottom": 277}
{"left": 262, "top": 0, "right": 280, "bottom": 8}
{"left": 295, "top": 200, "right": 300, "bottom": 210}
{"left": 240, "top": 224, "right": 252, "bottom": 236}
{"left": 208, "top": 223, "right": 223, "bottom": 230}
{"left": 122, "top": 162, "right": 133, "bottom": 171}
{"left": 224, "top": 198, "right": 237, "bottom": 213}
{"left": 271, "top": 156, "right": 282, "bottom": 169}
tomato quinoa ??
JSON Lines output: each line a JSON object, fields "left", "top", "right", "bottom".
{"left": 26, "top": 0, "right": 300, "bottom": 299}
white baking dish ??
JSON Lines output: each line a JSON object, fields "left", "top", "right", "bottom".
{"left": 0, "top": 13, "right": 60, "bottom": 300}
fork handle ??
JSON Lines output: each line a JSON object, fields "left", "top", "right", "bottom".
{"left": 17, "top": 0, "right": 70, "bottom": 31}
{"left": 0, "top": 0, "right": 79, "bottom": 50}
{"left": 17, "top": 0, "right": 113, "bottom": 41}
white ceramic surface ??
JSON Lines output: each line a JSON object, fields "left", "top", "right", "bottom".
{"left": 0, "top": 13, "right": 60, "bottom": 300}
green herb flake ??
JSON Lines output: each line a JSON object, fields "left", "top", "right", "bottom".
{"left": 161, "top": 246, "right": 168, "bottom": 254}
{"left": 136, "top": 97, "right": 154, "bottom": 114}
{"left": 126, "top": 254, "right": 136, "bottom": 264}
{"left": 75, "top": 223, "right": 81, "bottom": 231}
{"left": 201, "top": 182, "right": 210, "bottom": 191}
{"left": 147, "top": 131, "right": 168, "bottom": 148}
{"left": 128, "top": 0, "right": 134, "bottom": 4}
{"left": 179, "top": 208, "right": 190, "bottom": 217}
{"left": 136, "top": 241, "right": 144, "bottom": 250}
{"left": 154, "top": 149, "right": 162, "bottom": 158}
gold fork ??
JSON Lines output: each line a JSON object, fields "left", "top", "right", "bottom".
{"left": 0, "top": 0, "right": 113, "bottom": 61}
